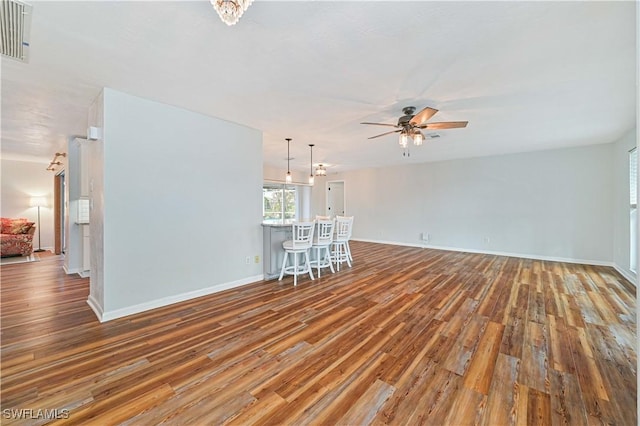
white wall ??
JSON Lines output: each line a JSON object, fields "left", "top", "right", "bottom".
{"left": 322, "top": 143, "right": 615, "bottom": 264}
{"left": 64, "top": 139, "right": 82, "bottom": 273}
{"left": 263, "top": 164, "right": 307, "bottom": 184}
{"left": 0, "top": 159, "right": 55, "bottom": 251}
{"left": 612, "top": 128, "right": 637, "bottom": 283}
{"left": 88, "top": 88, "right": 263, "bottom": 320}
{"left": 87, "top": 90, "right": 105, "bottom": 312}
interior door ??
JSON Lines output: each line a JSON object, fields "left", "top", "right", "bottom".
{"left": 327, "top": 181, "right": 345, "bottom": 217}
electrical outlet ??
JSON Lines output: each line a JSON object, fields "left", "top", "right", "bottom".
{"left": 245, "top": 256, "right": 250, "bottom": 264}
{"left": 483, "top": 237, "right": 490, "bottom": 244}
{"left": 254, "top": 255, "right": 260, "bottom": 263}
{"left": 421, "top": 232, "right": 430, "bottom": 242}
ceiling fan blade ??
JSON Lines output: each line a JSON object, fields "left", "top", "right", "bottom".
{"left": 361, "top": 122, "right": 399, "bottom": 127}
{"left": 368, "top": 129, "right": 402, "bottom": 139}
{"left": 420, "top": 121, "right": 468, "bottom": 130}
{"left": 409, "top": 107, "right": 439, "bottom": 126}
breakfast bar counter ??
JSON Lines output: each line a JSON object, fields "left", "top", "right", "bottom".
{"left": 262, "top": 222, "right": 293, "bottom": 279}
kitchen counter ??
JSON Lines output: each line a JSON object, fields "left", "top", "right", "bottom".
{"left": 262, "top": 224, "right": 293, "bottom": 279}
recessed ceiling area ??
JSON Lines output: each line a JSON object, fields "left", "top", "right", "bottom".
{"left": 0, "top": 1, "right": 636, "bottom": 172}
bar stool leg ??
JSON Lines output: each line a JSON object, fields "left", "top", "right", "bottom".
{"left": 327, "top": 246, "right": 335, "bottom": 273}
{"left": 316, "top": 247, "right": 321, "bottom": 278}
{"left": 279, "top": 252, "right": 288, "bottom": 281}
{"left": 305, "top": 250, "right": 314, "bottom": 280}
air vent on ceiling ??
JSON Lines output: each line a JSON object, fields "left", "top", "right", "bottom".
{"left": 426, "top": 133, "right": 440, "bottom": 139}
{"left": 1, "top": 0, "right": 32, "bottom": 62}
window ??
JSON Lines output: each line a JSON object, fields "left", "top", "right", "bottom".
{"left": 263, "top": 184, "right": 297, "bottom": 224}
{"left": 630, "top": 148, "right": 637, "bottom": 273}
{"left": 630, "top": 148, "right": 637, "bottom": 207}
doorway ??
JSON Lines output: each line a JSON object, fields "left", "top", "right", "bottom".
{"left": 326, "top": 180, "right": 345, "bottom": 217}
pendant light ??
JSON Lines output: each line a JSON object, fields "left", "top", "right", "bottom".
{"left": 308, "top": 144, "right": 315, "bottom": 185}
{"left": 315, "top": 164, "right": 327, "bottom": 176}
{"left": 285, "top": 138, "right": 292, "bottom": 184}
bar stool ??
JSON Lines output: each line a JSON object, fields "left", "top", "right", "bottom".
{"left": 309, "top": 219, "right": 335, "bottom": 278}
{"left": 278, "top": 221, "right": 315, "bottom": 286}
{"left": 337, "top": 215, "right": 354, "bottom": 262}
{"left": 331, "top": 216, "right": 352, "bottom": 271}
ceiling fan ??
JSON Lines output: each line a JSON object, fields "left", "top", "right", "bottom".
{"left": 361, "top": 106, "right": 468, "bottom": 149}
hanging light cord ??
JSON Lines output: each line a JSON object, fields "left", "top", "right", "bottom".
{"left": 285, "top": 138, "right": 292, "bottom": 183}
{"left": 287, "top": 139, "right": 290, "bottom": 173}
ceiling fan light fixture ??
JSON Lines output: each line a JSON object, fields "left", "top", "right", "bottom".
{"left": 210, "top": 0, "right": 253, "bottom": 26}
{"left": 413, "top": 131, "right": 424, "bottom": 146}
{"left": 399, "top": 132, "right": 409, "bottom": 148}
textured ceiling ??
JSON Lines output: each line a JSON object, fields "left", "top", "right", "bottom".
{"left": 1, "top": 1, "right": 636, "bottom": 173}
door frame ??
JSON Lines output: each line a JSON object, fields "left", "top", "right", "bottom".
{"left": 54, "top": 171, "right": 64, "bottom": 254}
{"left": 326, "top": 180, "right": 346, "bottom": 217}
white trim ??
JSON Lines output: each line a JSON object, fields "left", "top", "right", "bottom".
{"left": 89, "top": 274, "right": 264, "bottom": 323}
{"left": 62, "top": 265, "right": 79, "bottom": 275}
{"left": 64, "top": 265, "right": 89, "bottom": 278}
{"left": 352, "top": 238, "right": 615, "bottom": 267}
{"left": 86, "top": 295, "right": 104, "bottom": 321}
{"left": 613, "top": 264, "right": 637, "bottom": 286}
{"left": 353, "top": 238, "right": 424, "bottom": 249}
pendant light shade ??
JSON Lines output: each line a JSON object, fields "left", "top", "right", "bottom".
{"left": 285, "top": 138, "right": 292, "bottom": 184}
{"left": 315, "top": 164, "right": 327, "bottom": 176}
{"left": 308, "top": 144, "right": 315, "bottom": 185}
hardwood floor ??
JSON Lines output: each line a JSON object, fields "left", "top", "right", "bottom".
{"left": 0, "top": 242, "right": 636, "bottom": 425}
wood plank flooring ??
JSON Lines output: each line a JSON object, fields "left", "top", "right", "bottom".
{"left": 0, "top": 242, "right": 636, "bottom": 425}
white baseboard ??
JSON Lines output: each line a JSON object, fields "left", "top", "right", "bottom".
{"left": 613, "top": 264, "right": 637, "bottom": 286}
{"left": 351, "top": 238, "right": 615, "bottom": 267}
{"left": 86, "top": 294, "right": 104, "bottom": 321}
{"left": 63, "top": 265, "right": 89, "bottom": 278}
{"left": 88, "top": 274, "right": 264, "bottom": 323}
{"left": 62, "top": 265, "right": 79, "bottom": 275}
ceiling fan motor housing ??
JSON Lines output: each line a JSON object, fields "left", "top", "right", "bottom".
{"left": 398, "top": 106, "right": 416, "bottom": 127}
